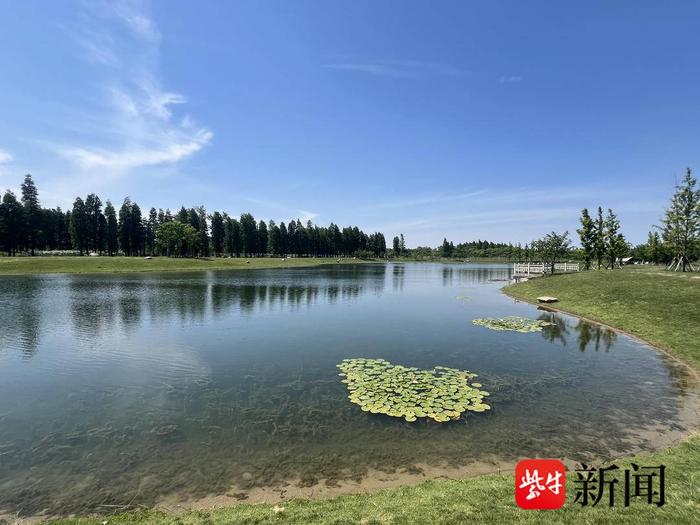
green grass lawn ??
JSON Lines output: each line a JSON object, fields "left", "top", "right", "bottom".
{"left": 0, "top": 256, "right": 364, "bottom": 276}
{"left": 503, "top": 266, "right": 700, "bottom": 369}
{"left": 49, "top": 266, "right": 700, "bottom": 524}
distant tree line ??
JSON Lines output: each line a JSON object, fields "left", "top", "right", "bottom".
{"left": 4, "top": 167, "right": 696, "bottom": 267}
{"left": 0, "top": 175, "right": 387, "bottom": 258}
{"left": 576, "top": 207, "right": 628, "bottom": 269}
{"left": 417, "top": 169, "right": 698, "bottom": 272}
{"left": 402, "top": 239, "right": 531, "bottom": 260}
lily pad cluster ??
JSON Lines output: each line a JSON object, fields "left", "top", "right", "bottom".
{"left": 472, "top": 316, "right": 554, "bottom": 333}
{"left": 337, "top": 358, "right": 490, "bottom": 423}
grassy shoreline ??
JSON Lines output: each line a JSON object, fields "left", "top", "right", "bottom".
{"left": 43, "top": 267, "right": 700, "bottom": 524}
{"left": 503, "top": 266, "right": 700, "bottom": 369}
{"left": 0, "top": 256, "right": 515, "bottom": 276}
{"left": 0, "top": 256, "right": 373, "bottom": 276}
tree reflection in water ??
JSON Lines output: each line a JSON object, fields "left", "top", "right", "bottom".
{"left": 538, "top": 309, "right": 617, "bottom": 352}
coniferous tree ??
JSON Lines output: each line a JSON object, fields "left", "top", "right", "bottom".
{"left": 287, "top": 220, "right": 297, "bottom": 255}
{"left": 146, "top": 207, "right": 158, "bottom": 255}
{"left": 604, "top": 208, "right": 627, "bottom": 269}
{"left": 184, "top": 207, "right": 204, "bottom": 256}
{"left": 53, "top": 207, "right": 70, "bottom": 249}
{"left": 176, "top": 206, "right": 189, "bottom": 224}
{"left": 441, "top": 238, "right": 451, "bottom": 257}
{"left": 131, "top": 203, "right": 143, "bottom": 256}
{"left": 97, "top": 212, "right": 107, "bottom": 254}
{"left": 240, "top": 213, "right": 257, "bottom": 256}
{"left": 64, "top": 210, "right": 72, "bottom": 249}
{"left": 210, "top": 211, "right": 225, "bottom": 256}
{"left": 41, "top": 207, "right": 68, "bottom": 250}
{"left": 118, "top": 198, "right": 133, "bottom": 255}
{"left": 223, "top": 215, "right": 233, "bottom": 256}
{"left": 196, "top": 206, "right": 209, "bottom": 256}
{"left": 267, "top": 220, "right": 281, "bottom": 255}
{"left": 104, "top": 201, "right": 118, "bottom": 255}
{"left": 187, "top": 208, "right": 200, "bottom": 232}
{"left": 393, "top": 236, "right": 400, "bottom": 256}
{"left": 332, "top": 224, "right": 343, "bottom": 256}
{"left": 279, "top": 222, "right": 288, "bottom": 255}
{"left": 660, "top": 168, "right": 699, "bottom": 271}
{"left": 70, "top": 197, "right": 89, "bottom": 255}
{"left": 322, "top": 223, "right": 334, "bottom": 256}
{"left": 0, "top": 190, "right": 24, "bottom": 255}
{"left": 577, "top": 208, "right": 596, "bottom": 270}
{"left": 230, "top": 217, "right": 243, "bottom": 256}
{"left": 84, "top": 193, "right": 103, "bottom": 254}
{"left": 645, "top": 231, "right": 664, "bottom": 264}
{"left": 593, "top": 206, "right": 606, "bottom": 269}
{"left": 295, "top": 220, "right": 307, "bottom": 256}
{"left": 257, "top": 220, "right": 268, "bottom": 256}
{"left": 21, "top": 174, "right": 40, "bottom": 255}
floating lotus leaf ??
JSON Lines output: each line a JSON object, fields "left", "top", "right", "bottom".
{"left": 472, "top": 316, "right": 554, "bottom": 333}
{"left": 337, "top": 358, "right": 491, "bottom": 423}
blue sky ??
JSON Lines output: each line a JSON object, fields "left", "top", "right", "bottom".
{"left": 0, "top": 0, "right": 698, "bottom": 246}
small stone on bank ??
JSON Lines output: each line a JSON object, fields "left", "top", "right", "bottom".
{"left": 537, "top": 296, "right": 559, "bottom": 303}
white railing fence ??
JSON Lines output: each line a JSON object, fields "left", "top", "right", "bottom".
{"left": 513, "top": 262, "right": 580, "bottom": 276}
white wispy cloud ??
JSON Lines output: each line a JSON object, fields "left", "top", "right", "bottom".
{"left": 0, "top": 148, "right": 13, "bottom": 181}
{"left": 325, "top": 59, "right": 463, "bottom": 78}
{"left": 0, "top": 149, "right": 12, "bottom": 164}
{"left": 298, "top": 210, "right": 319, "bottom": 223}
{"left": 108, "top": 0, "right": 161, "bottom": 42}
{"left": 57, "top": 0, "right": 211, "bottom": 172}
{"left": 499, "top": 75, "right": 522, "bottom": 83}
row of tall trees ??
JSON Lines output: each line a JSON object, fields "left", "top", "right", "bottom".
{"left": 576, "top": 207, "right": 628, "bottom": 269}
{"left": 5, "top": 168, "right": 696, "bottom": 265}
{"left": 0, "top": 175, "right": 387, "bottom": 258}
{"left": 0, "top": 175, "right": 71, "bottom": 256}
{"left": 575, "top": 169, "right": 700, "bottom": 272}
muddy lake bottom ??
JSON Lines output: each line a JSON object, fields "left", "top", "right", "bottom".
{"left": 0, "top": 263, "right": 697, "bottom": 517}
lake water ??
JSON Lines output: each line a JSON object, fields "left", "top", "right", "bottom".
{"left": 0, "top": 263, "right": 696, "bottom": 516}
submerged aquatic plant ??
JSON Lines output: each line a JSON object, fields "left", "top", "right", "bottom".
{"left": 337, "top": 358, "right": 490, "bottom": 423}
{"left": 472, "top": 316, "right": 555, "bottom": 333}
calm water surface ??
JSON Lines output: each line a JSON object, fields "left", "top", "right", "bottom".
{"left": 0, "top": 263, "right": 695, "bottom": 515}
